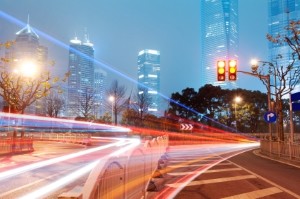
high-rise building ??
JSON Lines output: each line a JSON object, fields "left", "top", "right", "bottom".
{"left": 268, "top": 0, "right": 300, "bottom": 74}
{"left": 137, "top": 49, "right": 160, "bottom": 115}
{"left": 200, "top": 0, "right": 239, "bottom": 89}
{"left": 94, "top": 67, "right": 107, "bottom": 117}
{"left": 6, "top": 18, "right": 48, "bottom": 114}
{"left": 67, "top": 35, "right": 94, "bottom": 117}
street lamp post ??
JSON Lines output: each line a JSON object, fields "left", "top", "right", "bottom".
{"left": 234, "top": 96, "right": 242, "bottom": 132}
{"left": 250, "top": 59, "right": 272, "bottom": 140}
{"left": 109, "top": 96, "right": 114, "bottom": 125}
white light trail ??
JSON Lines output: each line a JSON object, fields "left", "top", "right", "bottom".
{"left": 0, "top": 138, "right": 125, "bottom": 181}
{"left": 20, "top": 138, "right": 141, "bottom": 199}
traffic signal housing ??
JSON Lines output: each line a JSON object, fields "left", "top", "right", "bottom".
{"left": 228, "top": 59, "right": 237, "bottom": 81}
{"left": 217, "top": 60, "right": 226, "bottom": 81}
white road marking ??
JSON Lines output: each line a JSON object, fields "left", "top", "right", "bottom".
{"left": 167, "top": 175, "right": 256, "bottom": 188}
{"left": 221, "top": 187, "right": 282, "bottom": 199}
{"left": 168, "top": 168, "right": 242, "bottom": 176}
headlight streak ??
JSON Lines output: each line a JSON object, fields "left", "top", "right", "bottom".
{"left": 19, "top": 138, "right": 141, "bottom": 199}
{"left": 0, "top": 139, "right": 125, "bottom": 181}
{"left": 156, "top": 144, "right": 259, "bottom": 199}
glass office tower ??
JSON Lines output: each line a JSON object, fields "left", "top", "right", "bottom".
{"left": 67, "top": 36, "right": 95, "bottom": 117}
{"left": 137, "top": 49, "right": 160, "bottom": 116}
{"left": 200, "top": 0, "right": 239, "bottom": 89}
{"left": 268, "top": 0, "right": 300, "bottom": 70}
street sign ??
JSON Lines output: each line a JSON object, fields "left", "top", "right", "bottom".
{"left": 263, "top": 111, "right": 276, "bottom": 123}
{"left": 180, "top": 124, "right": 193, "bottom": 131}
{"left": 291, "top": 92, "right": 300, "bottom": 111}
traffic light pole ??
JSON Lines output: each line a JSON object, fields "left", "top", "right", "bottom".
{"left": 237, "top": 70, "right": 272, "bottom": 140}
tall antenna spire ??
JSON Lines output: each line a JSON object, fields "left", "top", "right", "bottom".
{"left": 27, "top": 14, "right": 30, "bottom": 25}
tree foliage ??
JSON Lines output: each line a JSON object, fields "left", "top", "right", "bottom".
{"left": 168, "top": 85, "right": 268, "bottom": 133}
{"left": 0, "top": 41, "right": 69, "bottom": 114}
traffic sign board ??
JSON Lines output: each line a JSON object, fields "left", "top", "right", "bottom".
{"left": 180, "top": 124, "right": 193, "bottom": 131}
{"left": 263, "top": 111, "right": 276, "bottom": 123}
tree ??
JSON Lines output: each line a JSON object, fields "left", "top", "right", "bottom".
{"left": 257, "top": 21, "right": 300, "bottom": 141}
{"left": 44, "top": 90, "right": 65, "bottom": 117}
{"left": 106, "top": 80, "right": 127, "bottom": 125}
{"left": 77, "top": 88, "right": 95, "bottom": 120}
{"left": 0, "top": 41, "right": 69, "bottom": 114}
{"left": 133, "top": 88, "right": 152, "bottom": 126}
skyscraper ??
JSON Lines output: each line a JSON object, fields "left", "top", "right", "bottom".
{"left": 6, "top": 18, "right": 48, "bottom": 114}
{"left": 67, "top": 35, "right": 95, "bottom": 117}
{"left": 137, "top": 49, "right": 160, "bottom": 115}
{"left": 268, "top": 0, "right": 300, "bottom": 69}
{"left": 200, "top": 0, "right": 239, "bottom": 89}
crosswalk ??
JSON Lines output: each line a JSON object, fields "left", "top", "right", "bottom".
{"left": 151, "top": 144, "right": 298, "bottom": 199}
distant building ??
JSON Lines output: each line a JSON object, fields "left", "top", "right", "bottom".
{"left": 137, "top": 49, "right": 160, "bottom": 116}
{"left": 268, "top": 0, "right": 300, "bottom": 86}
{"left": 200, "top": 0, "right": 239, "bottom": 89}
{"left": 6, "top": 18, "right": 48, "bottom": 114}
{"left": 67, "top": 34, "right": 106, "bottom": 118}
{"left": 94, "top": 67, "right": 107, "bottom": 117}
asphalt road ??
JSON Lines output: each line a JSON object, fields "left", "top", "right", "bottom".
{"left": 229, "top": 149, "right": 300, "bottom": 196}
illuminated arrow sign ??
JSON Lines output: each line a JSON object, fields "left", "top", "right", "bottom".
{"left": 263, "top": 111, "right": 276, "bottom": 123}
{"left": 180, "top": 124, "right": 193, "bottom": 131}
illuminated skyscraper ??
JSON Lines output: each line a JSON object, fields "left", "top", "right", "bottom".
{"left": 268, "top": 0, "right": 300, "bottom": 70}
{"left": 67, "top": 35, "right": 95, "bottom": 117}
{"left": 200, "top": 0, "right": 239, "bottom": 89}
{"left": 137, "top": 49, "right": 160, "bottom": 115}
{"left": 5, "top": 18, "right": 48, "bottom": 114}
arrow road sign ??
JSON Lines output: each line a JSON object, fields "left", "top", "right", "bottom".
{"left": 263, "top": 111, "right": 276, "bottom": 123}
{"left": 180, "top": 124, "right": 193, "bottom": 131}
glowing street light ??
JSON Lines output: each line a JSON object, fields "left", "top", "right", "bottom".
{"left": 109, "top": 96, "right": 115, "bottom": 124}
{"left": 234, "top": 96, "right": 242, "bottom": 132}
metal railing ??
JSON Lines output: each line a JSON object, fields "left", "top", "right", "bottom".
{"left": 260, "top": 139, "right": 300, "bottom": 161}
{"left": 81, "top": 135, "right": 169, "bottom": 199}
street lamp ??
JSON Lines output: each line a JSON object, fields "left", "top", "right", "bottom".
{"left": 109, "top": 96, "right": 114, "bottom": 125}
{"left": 250, "top": 59, "right": 272, "bottom": 140}
{"left": 234, "top": 96, "right": 242, "bottom": 132}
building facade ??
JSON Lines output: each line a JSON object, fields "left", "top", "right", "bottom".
{"left": 67, "top": 35, "right": 106, "bottom": 118}
{"left": 67, "top": 36, "right": 94, "bottom": 117}
{"left": 268, "top": 0, "right": 300, "bottom": 74}
{"left": 137, "top": 49, "right": 160, "bottom": 116}
{"left": 200, "top": 0, "right": 239, "bottom": 89}
{"left": 6, "top": 20, "right": 48, "bottom": 114}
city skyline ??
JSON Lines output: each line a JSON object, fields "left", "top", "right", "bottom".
{"left": 0, "top": 0, "right": 269, "bottom": 101}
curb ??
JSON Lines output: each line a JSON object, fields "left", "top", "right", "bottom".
{"left": 253, "top": 149, "right": 300, "bottom": 169}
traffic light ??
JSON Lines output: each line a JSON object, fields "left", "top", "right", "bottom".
{"left": 217, "top": 60, "right": 226, "bottom": 81}
{"left": 228, "top": 59, "right": 237, "bottom": 81}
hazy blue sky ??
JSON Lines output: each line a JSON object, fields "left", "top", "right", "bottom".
{"left": 0, "top": 0, "right": 269, "bottom": 100}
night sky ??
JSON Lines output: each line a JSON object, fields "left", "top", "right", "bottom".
{"left": 0, "top": 0, "right": 269, "bottom": 101}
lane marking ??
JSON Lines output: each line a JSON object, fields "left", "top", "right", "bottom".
{"left": 229, "top": 160, "right": 300, "bottom": 198}
{"left": 222, "top": 187, "right": 282, "bottom": 199}
{"left": 167, "top": 175, "right": 256, "bottom": 188}
{"left": 168, "top": 168, "right": 242, "bottom": 176}
{"left": 167, "top": 163, "right": 232, "bottom": 167}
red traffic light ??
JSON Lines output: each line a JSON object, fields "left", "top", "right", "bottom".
{"left": 217, "top": 60, "right": 226, "bottom": 81}
{"left": 228, "top": 59, "right": 237, "bottom": 81}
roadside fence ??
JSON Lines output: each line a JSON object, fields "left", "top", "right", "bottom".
{"left": 260, "top": 139, "right": 300, "bottom": 161}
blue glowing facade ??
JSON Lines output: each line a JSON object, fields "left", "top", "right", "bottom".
{"left": 268, "top": 0, "right": 300, "bottom": 69}
{"left": 137, "top": 49, "right": 160, "bottom": 115}
{"left": 200, "top": 0, "right": 239, "bottom": 89}
{"left": 67, "top": 35, "right": 98, "bottom": 117}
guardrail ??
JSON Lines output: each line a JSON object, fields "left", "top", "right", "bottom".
{"left": 260, "top": 139, "right": 300, "bottom": 161}
{"left": 0, "top": 137, "right": 33, "bottom": 155}
{"left": 59, "top": 135, "right": 169, "bottom": 199}
{"left": 31, "top": 132, "right": 91, "bottom": 145}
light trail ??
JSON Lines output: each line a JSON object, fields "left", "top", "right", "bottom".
{"left": 19, "top": 138, "right": 141, "bottom": 199}
{"left": 0, "top": 138, "right": 127, "bottom": 181}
